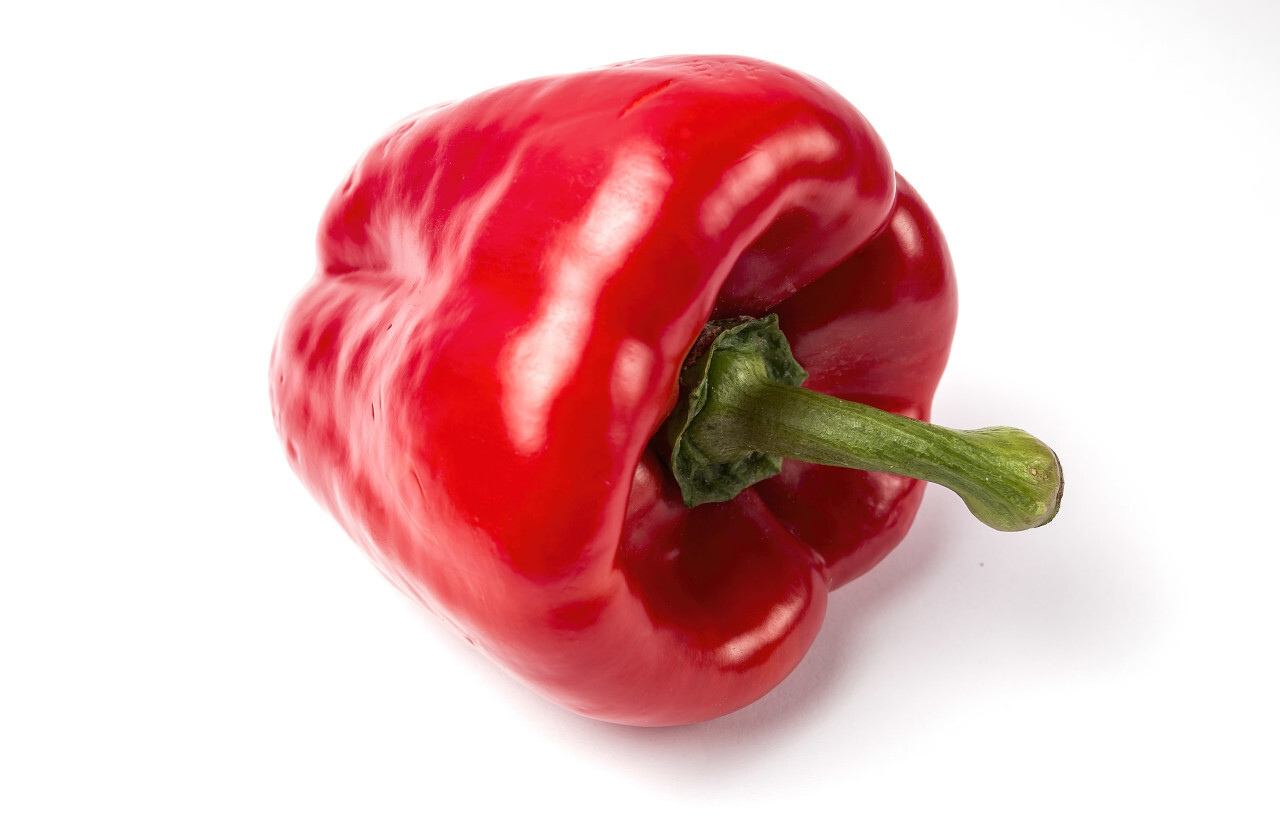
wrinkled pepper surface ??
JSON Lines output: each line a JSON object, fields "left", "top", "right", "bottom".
{"left": 270, "top": 55, "right": 1061, "bottom": 725}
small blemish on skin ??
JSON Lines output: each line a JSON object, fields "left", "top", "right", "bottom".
{"left": 620, "top": 79, "right": 675, "bottom": 118}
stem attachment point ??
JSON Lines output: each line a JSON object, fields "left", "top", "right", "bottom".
{"left": 665, "top": 315, "right": 1063, "bottom": 531}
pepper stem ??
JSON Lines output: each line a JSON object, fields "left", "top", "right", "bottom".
{"left": 666, "top": 316, "right": 1062, "bottom": 531}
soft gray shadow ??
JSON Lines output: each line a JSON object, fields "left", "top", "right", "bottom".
{"left": 555, "top": 504, "right": 955, "bottom": 784}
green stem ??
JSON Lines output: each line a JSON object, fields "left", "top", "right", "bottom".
{"left": 666, "top": 316, "right": 1062, "bottom": 531}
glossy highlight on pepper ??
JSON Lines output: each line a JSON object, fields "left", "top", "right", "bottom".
{"left": 271, "top": 56, "right": 990, "bottom": 725}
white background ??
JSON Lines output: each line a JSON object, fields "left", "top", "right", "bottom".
{"left": 4, "top": 0, "right": 1277, "bottom": 818}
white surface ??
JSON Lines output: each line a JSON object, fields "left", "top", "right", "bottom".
{"left": 3, "top": 0, "right": 1277, "bottom": 818}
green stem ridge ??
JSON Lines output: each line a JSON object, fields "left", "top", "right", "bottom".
{"left": 666, "top": 316, "right": 1063, "bottom": 531}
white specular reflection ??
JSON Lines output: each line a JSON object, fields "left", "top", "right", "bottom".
{"left": 699, "top": 125, "right": 841, "bottom": 236}
{"left": 501, "top": 143, "right": 672, "bottom": 455}
{"left": 715, "top": 598, "right": 806, "bottom": 668}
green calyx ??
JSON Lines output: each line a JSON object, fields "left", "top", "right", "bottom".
{"left": 665, "top": 315, "right": 808, "bottom": 507}
{"left": 664, "top": 315, "right": 1063, "bottom": 532}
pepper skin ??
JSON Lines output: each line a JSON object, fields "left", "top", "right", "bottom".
{"left": 270, "top": 56, "right": 957, "bottom": 725}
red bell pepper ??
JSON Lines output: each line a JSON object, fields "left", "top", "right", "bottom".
{"left": 270, "top": 55, "right": 1061, "bottom": 725}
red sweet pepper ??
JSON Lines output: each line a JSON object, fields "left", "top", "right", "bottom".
{"left": 270, "top": 55, "right": 1062, "bottom": 725}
